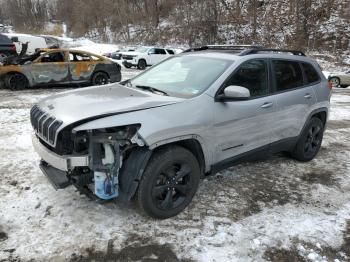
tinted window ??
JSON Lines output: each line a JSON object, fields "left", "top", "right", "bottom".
{"left": 166, "top": 49, "right": 175, "bottom": 55}
{"left": 155, "top": 48, "right": 166, "bottom": 55}
{"left": 273, "top": 60, "right": 303, "bottom": 91}
{"left": 302, "top": 62, "right": 320, "bottom": 84}
{"left": 225, "top": 59, "right": 268, "bottom": 98}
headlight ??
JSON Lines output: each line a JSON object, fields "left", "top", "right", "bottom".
{"left": 73, "top": 124, "right": 141, "bottom": 153}
{"left": 103, "top": 124, "right": 141, "bottom": 140}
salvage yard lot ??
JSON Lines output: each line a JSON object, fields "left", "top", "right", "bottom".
{"left": 0, "top": 67, "right": 350, "bottom": 261}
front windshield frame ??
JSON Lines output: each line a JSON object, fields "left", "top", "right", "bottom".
{"left": 127, "top": 55, "right": 233, "bottom": 98}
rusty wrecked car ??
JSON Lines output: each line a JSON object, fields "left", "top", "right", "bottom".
{"left": 0, "top": 48, "right": 121, "bottom": 90}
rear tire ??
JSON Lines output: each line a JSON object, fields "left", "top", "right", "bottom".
{"left": 91, "top": 72, "right": 109, "bottom": 86}
{"left": 137, "top": 59, "right": 147, "bottom": 70}
{"left": 5, "top": 73, "right": 29, "bottom": 90}
{"left": 137, "top": 146, "right": 200, "bottom": 219}
{"left": 291, "top": 117, "right": 324, "bottom": 162}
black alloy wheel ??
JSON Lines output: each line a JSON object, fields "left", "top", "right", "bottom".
{"left": 92, "top": 72, "right": 109, "bottom": 86}
{"left": 137, "top": 146, "right": 200, "bottom": 219}
{"left": 291, "top": 117, "right": 324, "bottom": 161}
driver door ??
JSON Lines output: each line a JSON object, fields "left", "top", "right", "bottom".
{"left": 212, "top": 59, "right": 276, "bottom": 163}
{"left": 31, "top": 51, "right": 70, "bottom": 85}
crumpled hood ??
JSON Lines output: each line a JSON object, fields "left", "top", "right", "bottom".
{"left": 37, "top": 83, "right": 183, "bottom": 127}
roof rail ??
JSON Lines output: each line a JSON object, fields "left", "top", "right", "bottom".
{"left": 240, "top": 48, "right": 306, "bottom": 56}
{"left": 183, "top": 44, "right": 263, "bottom": 53}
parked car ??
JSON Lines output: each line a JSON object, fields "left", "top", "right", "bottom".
{"left": 31, "top": 45, "right": 331, "bottom": 219}
{"left": 122, "top": 46, "right": 175, "bottom": 69}
{"left": 0, "top": 33, "right": 17, "bottom": 61}
{"left": 0, "top": 48, "right": 121, "bottom": 90}
{"left": 3, "top": 33, "right": 48, "bottom": 55}
{"left": 104, "top": 47, "right": 136, "bottom": 60}
{"left": 328, "top": 70, "right": 350, "bottom": 88}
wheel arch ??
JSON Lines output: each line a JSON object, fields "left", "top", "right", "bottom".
{"left": 300, "top": 107, "right": 328, "bottom": 136}
{"left": 91, "top": 70, "right": 110, "bottom": 82}
{"left": 3, "top": 71, "right": 31, "bottom": 88}
{"left": 118, "top": 136, "right": 209, "bottom": 202}
{"left": 152, "top": 138, "right": 206, "bottom": 177}
{"left": 138, "top": 58, "right": 147, "bottom": 65}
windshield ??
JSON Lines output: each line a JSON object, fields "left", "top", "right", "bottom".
{"left": 135, "top": 47, "right": 149, "bottom": 53}
{"left": 129, "top": 56, "right": 232, "bottom": 98}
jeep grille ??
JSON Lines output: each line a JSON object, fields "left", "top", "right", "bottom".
{"left": 30, "top": 105, "right": 62, "bottom": 146}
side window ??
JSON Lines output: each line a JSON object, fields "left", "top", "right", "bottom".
{"left": 225, "top": 59, "right": 269, "bottom": 98}
{"left": 166, "top": 49, "right": 175, "bottom": 55}
{"left": 69, "top": 52, "right": 92, "bottom": 62}
{"left": 302, "top": 62, "right": 320, "bottom": 84}
{"left": 155, "top": 48, "right": 166, "bottom": 55}
{"left": 148, "top": 48, "right": 156, "bottom": 55}
{"left": 40, "top": 52, "right": 65, "bottom": 63}
{"left": 273, "top": 60, "right": 303, "bottom": 91}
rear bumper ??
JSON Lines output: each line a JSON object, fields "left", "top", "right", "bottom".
{"left": 110, "top": 72, "right": 121, "bottom": 83}
{"left": 32, "top": 134, "right": 89, "bottom": 172}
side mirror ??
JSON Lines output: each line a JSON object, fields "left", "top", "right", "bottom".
{"left": 11, "top": 36, "right": 19, "bottom": 42}
{"left": 217, "top": 85, "right": 250, "bottom": 101}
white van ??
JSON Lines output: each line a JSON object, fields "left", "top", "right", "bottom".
{"left": 3, "top": 33, "right": 47, "bottom": 55}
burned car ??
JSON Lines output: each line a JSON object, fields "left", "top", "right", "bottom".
{"left": 0, "top": 48, "right": 121, "bottom": 90}
{"left": 31, "top": 45, "right": 330, "bottom": 219}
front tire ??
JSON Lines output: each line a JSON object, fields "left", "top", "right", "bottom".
{"left": 137, "top": 146, "right": 200, "bottom": 219}
{"left": 5, "top": 73, "right": 29, "bottom": 90}
{"left": 91, "top": 72, "right": 109, "bottom": 86}
{"left": 291, "top": 117, "right": 324, "bottom": 162}
{"left": 137, "top": 59, "right": 147, "bottom": 70}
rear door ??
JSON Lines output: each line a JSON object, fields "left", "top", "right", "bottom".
{"left": 270, "top": 59, "right": 317, "bottom": 143}
{"left": 148, "top": 48, "right": 168, "bottom": 65}
{"left": 213, "top": 59, "right": 276, "bottom": 163}
{"left": 30, "top": 51, "right": 70, "bottom": 85}
{"left": 69, "top": 51, "right": 96, "bottom": 83}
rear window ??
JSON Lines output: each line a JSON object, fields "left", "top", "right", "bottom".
{"left": 302, "top": 62, "right": 320, "bottom": 84}
{"left": 273, "top": 60, "right": 303, "bottom": 92}
{"left": 166, "top": 49, "right": 175, "bottom": 55}
{"left": 155, "top": 48, "right": 167, "bottom": 55}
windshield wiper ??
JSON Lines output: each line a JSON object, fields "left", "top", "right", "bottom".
{"left": 135, "top": 85, "right": 169, "bottom": 96}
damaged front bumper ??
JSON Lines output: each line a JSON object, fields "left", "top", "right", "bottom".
{"left": 32, "top": 128, "right": 152, "bottom": 202}
{"left": 32, "top": 135, "right": 89, "bottom": 172}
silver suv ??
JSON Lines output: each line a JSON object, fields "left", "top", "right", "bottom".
{"left": 31, "top": 45, "right": 331, "bottom": 219}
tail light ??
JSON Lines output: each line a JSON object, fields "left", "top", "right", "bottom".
{"left": 328, "top": 81, "right": 333, "bottom": 90}
{"left": 10, "top": 44, "right": 16, "bottom": 52}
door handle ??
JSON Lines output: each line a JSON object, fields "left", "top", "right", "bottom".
{"left": 261, "top": 102, "right": 273, "bottom": 108}
{"left": 304, "top": 93, "right": 312, "bottom": 99}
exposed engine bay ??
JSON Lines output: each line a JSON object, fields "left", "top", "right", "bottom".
{"left": 38, "top": 124, "right": 151, "bottom": 202}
